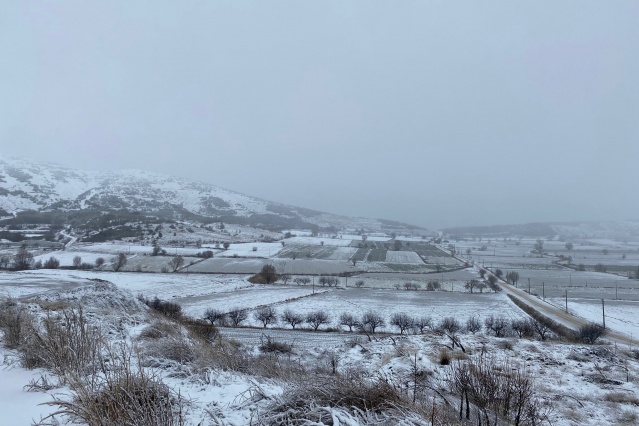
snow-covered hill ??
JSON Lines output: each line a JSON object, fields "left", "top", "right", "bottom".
{"left": 0, "top": 157, "right": 428, "bottom": 234}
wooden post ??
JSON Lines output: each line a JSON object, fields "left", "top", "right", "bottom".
{"left": 565, "top": 290, "right": 568, "bottom": 312}
{"left": 602, "top": 299, "right": 606, "bottom": 329}
{"left": 542, "top": 282, "right": 545, "bottom": 300}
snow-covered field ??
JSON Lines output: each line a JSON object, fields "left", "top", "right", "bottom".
{"left": 2, "top": 269, "right": 639, "bottom": 425}
{"left": 215, "top": 242, "right": 284, "bottom": 258}
{"left": 384, "top": 250, "right": 423, "bottom": 264}
{"left": 547, "top": 297, "right": 639, "bottom": 338}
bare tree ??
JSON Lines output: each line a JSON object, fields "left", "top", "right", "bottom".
{"left": 95, "top": 257, "right": 105, "bottom": 268}
{"left": 339, "top": 312, "right": 358, "bottom": 332}
{"left": 279, "top": 274, "right": 291, "bottom": 285}
{"left": 484, "top": 315, "right": 509, "bottom": 337}
{"left": 168, "top": 255, "right": 185, "bottom": 272}
{"left": 72, "top": 256, "right": 82, "bottom": 268}
{"left": 390, "top": 312, "right": 414, "bottom": 335}
{"left": 203, "top": 308, "right": 226, "bottom": 326}
{"left": 306, "top": 310, "right": 331, "bottom": 331}
{"left": 506, "top": 271, "right": 520, "bottom": 286}
{"left": 281, "top": 309, "right": 304, "bottom": 329}
{"left": 223, "top": 242, "right": 230, "bottom": 249}
{"left": 494, "top": 268, "right": 503, "bottom": 278}
{"left": 439, "top": 317, "right": 464, "bottom": 351}
{"left": 475, "top": 282, "right": 487, "bottom": 293}
{"left": 532, "top": 318, "right": 553, "bottom": 341}
{"left": 534, "top": 239, "right": 544, "bottom": 253}
{"left": 578, "top": 322, "right": 605, "bottom": 344}
{"left": 479, "top": 269, "right": 486, "bottom": 278}
{"left": 43, "top": 256, "right": 60, "bottom": 269}
{"left": 293, "top": 277, "right": 311, "bottom": 286}
{"left": 466, "top": 316, "right": 482, "bottom": 334}
{"left": 565, "top": 242, "right": 573, "bottom": 251}
{"left": 13, "top": 248, "right": 34, "bottom": 270}
{"left": 0, "top": 254, "right": 11, "bottom": 269}
{"left": 413, "top": 316, "right": 432, "bottom": 334}
{"left": 228, "top": 308, "right": 248, "bottom": 327}
{"left": 465, "top": 279, "right": 479, "bottom": 293}
{"left": 355, "top": 280, "right": 365, "bottom": 288}
{"left": 111, "top": 253, "right": 127, "bottom": 272}
{"left": 254, "top": 307, "right": 278, "bottom": 328}
{"left": 359, "top": 311, "right": 385, "bottom": 334}
{"left": 511, "top": 319, "right": 535, "bottom": 338}
{"left": 260, "top": 263, "right": 278, "bottom": 284}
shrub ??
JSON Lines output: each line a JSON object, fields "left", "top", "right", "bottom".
{"left": 577, "top": 322, "right": 605, "bottom": 344}
{"left": 43, "top": 347, "right": 185, "bottom": 426}
{"left": 43, "top": 256, "right": 60, "bottom": 269}
{"left": 141, "top": 297, "right": 183, "bottom": 319}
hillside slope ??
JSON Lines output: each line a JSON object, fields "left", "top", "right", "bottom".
{"left": 0, "top": 157, "right": 428, "bottom": 235}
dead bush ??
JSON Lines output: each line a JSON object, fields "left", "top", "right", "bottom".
{"left": 182, "top": 318, "right": 217, "bottom": 342}
{"left": 42, "top": 346, "right": 185, "bottom": 426}
{"left": 21, "top": 308, "right": 103, "bottom": 376}
{"left": 604, "top": 391, "right": 639, "bottom": 405}
{"left": 259, "top": 334, "right": 293, "bottom": 354}
{"left": 0, "top": 302, "right": 30, "bottom": 348}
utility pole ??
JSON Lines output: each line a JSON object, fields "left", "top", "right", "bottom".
{"left": 528, "top": 278, "right": 531, "bottom": 294}
{"left": 615, "top": 283, "right": 618, "bottom": 300}
{"left": 602, "top": 299, "right": 606, "bottom": 329}
{"left": 565, "top": 290, "right": 568, "bottom": 313}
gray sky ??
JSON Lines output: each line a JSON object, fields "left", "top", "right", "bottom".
{"left": 1, "top": 1, "right": 638, "bottom": 229}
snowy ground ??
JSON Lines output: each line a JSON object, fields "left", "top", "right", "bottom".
{"left": 547, "top": 297, "right": 639, "bottom": 338}
{"left": 1, "top": 271, "right": 639, "bottom": 425}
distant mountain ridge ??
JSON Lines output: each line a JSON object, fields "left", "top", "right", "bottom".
{"left": 0, "top": 156, "right": 428, "bottom": 234}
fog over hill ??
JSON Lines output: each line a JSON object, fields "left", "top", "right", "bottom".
{"left": 0, "top": 156, "right": 428, "bottom": 235}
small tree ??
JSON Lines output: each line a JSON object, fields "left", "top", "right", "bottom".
{"left": 168, "top": 255, "right": 185, "bottom": 272}
{"left": 484, "top": 315, "right": 509, "bottom": 337}
{"left": 355, "top": 280, "right": 365, "bottom": 288}
{"left": 223, "top": 242, "right": 230, "bottom": 249}
{"left": 111, "top": 253, "right": 127, "bottom": 272}
{"left": 306, "top": 310, "right": 330, "bottom": 331}
{"left": 426, "top": 280, "right": 440, "bottom": 291}
{"left": 203, "top": 308, "right": 226, "bottom": 326}
{"left": 282, "top": 309, "right": 304, "bottom": 329}
{"left": 95, "top": 257, "right": 105, "bottom": 268}
{"left": 506, "top": 271, "right": 520, "bottom": 286}
{"left": 43, "top": 256, "right": 60, "bottom": 269}
{"left": 228, "top": 308, "right": 248, "bottom": 327}
{"left": 466, "top": 316, "right": 482, "bottom": 334}
{"left": 532, "top": 318, "right": 553, "bottom": 340}
{"left": 359, "top": 311, "right": 385, "bottom": 334}
{"left": 475, "top": 282, "right": 487, "bottom": 293}
{"left": 413, "top": 316, "right": 432, "bottom": 334}
{"left": 0, "top": 254, "right": 10, "bottom": 269}
{"left": 280, "top": 274, "right": 291, "bottom": 285}
{"left": 260, "top": 263, "right": 278, "bottom": 284}
{"left": 13, "top": 248, "right": 34, "bottom": 270}
{"left": 565, "top": 242, "right": 573, "bottom": 251}
{"left": 254, "top": 307, "right": 278, "bottom": 328}
{"left": 293, "top": 277, "right": 311, "bottom": 286}
{"left": 439, "top": 317, "right": 464, "bottom": 351}
{"left": 494, "top": 268, "right": 503, "bottom": 278}
{"left": 390, "top": 312, "right": 414, "bottom": 335}
{"left": 339, "top": 312, "right": 358, "bottom": 332}
{"left": 73, "top": 256, "right": 82, "bottom": 268}
{"left": 578, "top": 322, "right": 605, "bottom": 344}
{"left": 465, "top": 279, "right": 479, "bottom": 293}
{"left": 511, "top": 318, "right": 535, "bottom": 338}
{"left": 479, "top": 269, "right": 486, "bottom": 278}
{"left": 534, "top": 239, "right": 544, "bottom": 253}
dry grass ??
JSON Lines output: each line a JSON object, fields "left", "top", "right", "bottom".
{"left": 41, "top": 346, "right": 185, "bottom": 426}
{"left": 21, "top": 308, "right": 103, "bottom": 376}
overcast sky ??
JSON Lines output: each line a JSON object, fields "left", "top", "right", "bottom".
{"left": 1, "top": 1, "right": 638, "bottom": 229}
